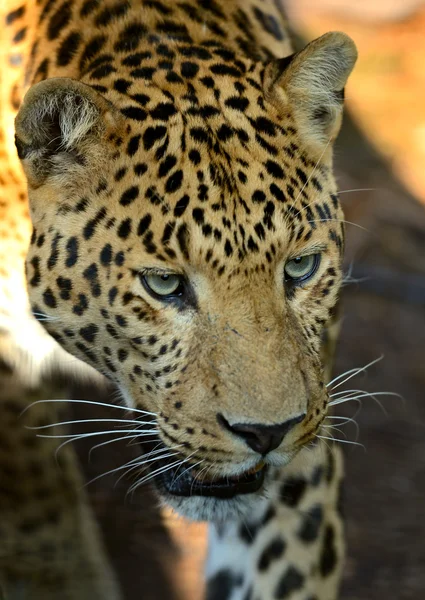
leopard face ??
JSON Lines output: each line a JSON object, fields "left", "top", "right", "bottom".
{"left": 16, "top": 27, "right": 356, "bottom": 520}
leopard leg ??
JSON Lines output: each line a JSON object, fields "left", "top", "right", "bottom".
{"left": 0, "top": 4, "right": 120, "bottom": 597}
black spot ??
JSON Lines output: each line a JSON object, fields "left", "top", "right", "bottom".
{"left": 114, "top": 22, "right": 147, "bottom": 52}
{"left": 176, "top": 223, "right": 189, "bottom": 259}
{"left": 280, "top": 477, "right": 307, "bottom": 507}
{"left": 188, "top": 149, "right": 201, "bottom": 165}
{"left": 165, "top": 170, "right": 183, "bottom": 194}
{"left": 95, "top": 1, "right": 129, "bottom": 27}
{"left": 143, "top": 125, "right": 167, "bottom": 150}
{"left": 65, "top": 236, "right": 78, "bottom": 267}
{"left": 190, "top": 127, "right": 210, "bottom": 144}
{"left": 80, "top": 0, "right": 99, "bottom": 17}
{"left": 311, "top": 466, "right": 323, "bottom": 486}
{"left": 57, "top": 31, "right": 82, "bottom": 66}
{"left": 181, "top": 61, "right": 199, "bottom": 78}
{"left": 127, "top": 135, "right": 141, "bottom": 156}
{"left": 253, "top": 7, "right": 284, "bottom": 41}
{"left": 206, "top": 569, "right": 241, "bottom": 600}
{"left": 200, "top": 76, "right": 215, "bottom": 88}
{"left": 265, "top": 160, "right": 285, "bottom": 179}
{"left": 270, "top": 183, "right": 285, "bottom": 203}
{"left": 113, "top": 78, "right": 131, "bottom": 93}
{"left": 83, "top": 207, "right": 107, "bottom": 240}
{"left": 47, "top": 233, "right": 61, "bottom": 270}
{"left": 56, "top": 276, "right": 72, "bottom": 300}
{"left": 29, "top": 257, "right": 41, "bottom": 287}
{"left": 47, "top": 0, "right": 72, "bottom": 41}
{"left": 130, "top": 66, "right": 155, "bottom": 79}
{"left": 13, "top": 26, "right": 27, "bottom": 43}
{"left": 258, "top": 536, "right": 286, "bottom": 571}
{"left": 192, "top": 208, "right": 204, "bottom": 225}
{"left": 6, "top": 5, "right": 26, "bottom": 25}
{"left": 34, "top": 58, "right": 49, "bottom": 81}
{"left": 156, "top": 20, "right": 191, "bottom": 42}
{"left": 158, "top": 155, "right": 177, "bottom": 178}
{"left": 79, "top": 324, "right": 98, "bottom": 343}
{"left": 121, "top": 106, "right": 147, "bottom": 121}
{"left": 43, "top": 288, "right": 57, "bottom": 308}
{"left": 174, "top": 194, "right": 190, "bottom": 217}
{"left": 274, "top": 566, "right": 305, "bottom": 599}
{"left": 119, "top": 186, "right": 139, "bottom": 206}
{"left": 100, "top": 244, "right": 113, "bottom": 267}
{"left": 79, "top": 35, "right": 107, "bottom": 70}
{"left": 210, "top": 64, "right": 241, "bottom": 77}
{"left": 117, "top": 218, "right": 132, "bottom": 239}
{"left": 252, "top": 190, "right": 266, "bottom": 204}
{"left": 326, "top": 445, "right": 335, "bottom": 483}
{"left": 134, "top": 163, "right": 148, "bottom": 177}
{"left": 320, "top": 524, "right": 337, "bottom": 576}
{"left": 137, "top": 214, "right": 152, "bottom": 236}
{"left": 83, "top": 263, "right": 101, "bottom": 297}
{"left": 298, "top": 504, "right": 323, "bottom": 543}
{"left": 151, "top": 102, "right": 177, "bottom": 120}
{"left": 225, "top": 96, "right": 249, "bottom": 111}
{"left": 73, "top": 293, "right": 89, "bottom": 315}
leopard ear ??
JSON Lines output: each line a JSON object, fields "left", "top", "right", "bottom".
{"left": 15, "top": 78, "right": 122, "bottom": 187}
{"left": 264, "top": 32, "right": 357, "bottom": 157}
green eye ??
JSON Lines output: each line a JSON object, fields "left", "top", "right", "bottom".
{"left": 284, "top": 254, "right": 320, "bottom": 282}
{"left": 143, "top": 273, "right": 183, "bottom": 298}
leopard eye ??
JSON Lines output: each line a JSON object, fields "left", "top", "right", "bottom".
{"left": 143, "top": 273, "right": 184, "bottom": 298}
{"left": 284, "top": 254, "right": 320, "bottom": 282}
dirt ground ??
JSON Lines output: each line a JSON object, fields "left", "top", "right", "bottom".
{"left": 70, "top": 5, "right": 425, "bottom": 600}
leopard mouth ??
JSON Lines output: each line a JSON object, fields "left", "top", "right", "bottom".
{"left": 140, "top": 436, "right": 267, "bottom": 499}
{"left": 161, "top": 460, "right": 267, "bottom": 499}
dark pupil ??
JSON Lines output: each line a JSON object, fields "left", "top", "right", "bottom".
{"left": 161, "top": 274, "right": 170, "bottom": 281}
{"left": 294, "top": 257, "right": 302, "bottom": 264}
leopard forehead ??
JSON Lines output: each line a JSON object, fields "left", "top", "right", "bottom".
{"left": 33, "top": 67, "right": 344, "bottom": 276}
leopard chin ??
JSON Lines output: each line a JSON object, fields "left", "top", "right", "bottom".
{"left": 140, "top": 437, "right": 294, "bottom": 521}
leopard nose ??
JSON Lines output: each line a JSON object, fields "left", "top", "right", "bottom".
{"left": 217, "top": 413, "right": 306, "bottom": 455}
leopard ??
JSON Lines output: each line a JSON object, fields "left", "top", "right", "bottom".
{"left": 0, "top": 0, "right": 357, "bottom": 598}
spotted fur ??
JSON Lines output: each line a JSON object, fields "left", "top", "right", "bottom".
{"left": 0, "top": 0, "right": 356, "bottom": 598}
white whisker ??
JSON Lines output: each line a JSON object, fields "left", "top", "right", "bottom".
{"left": 84, "top": 449, "right": 179, "bottom": 488}
{"left": 128, "top": 458, "right": 185, "bottom": 494}
{"left": 316, "top": 434, "right": 365, "bottom": 449}
{"left": 36, "top": 429, "right": 157, "bottom": 440}
{"left": 327, "top": 356, "right": 384, "bottom": 390}
{"left": 292, "top": 137, "right": 332, "bottom": 215}
{"left": 22, "top": 398, "right": 156, "bottom": 417}
{"left": 338, "top": 188, "right": 376, "bottom": 195}
{"left": 27, "top": 418, "right": 148, "bottom": 430}
{"left": 307, "top": 218, "right": 370, "bottom": 232}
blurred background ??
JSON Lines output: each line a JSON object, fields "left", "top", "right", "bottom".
{"left": 74, "top": 2, "right": 425, "bottom": 598}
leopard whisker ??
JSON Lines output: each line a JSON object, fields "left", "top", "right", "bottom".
{"left": 337, "top": 188, "right": 376, "bottom": 194}
{"left": 114, "top": 444, "right": 184, "bottom": 487}
{"left": 169, "top": 449, "right": 200, "bottom": 488}
{"left": 87, "top": 434, "right": 163, "bottom": 461}
{"left": 291, "top": 136, "right": 332, "bottom": 215}
{"left": 127, "top": 457, "right": 189, "bottom": 495}
{"left": 307, "top": 218, "right": 370, "bottom": 233}
{"left": 321, "top": 424, "right": 347, "bottom": 438}
{"left": 22, "top": 397, "right": 157, "bottom": 417}
{"left": 36, "top": 429, "right": 158, "bottom": 440}
{"left": 316, "top": 434, "right": 365, "bottom": 449}
{"left": 327, "top": 355, "right": 384, "bottom": 390}
{"left": 84, "top": 448, "right": 181, "bottom": 488}
{"left": 26, "top": 418, "right": 149, "bottom": 430}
